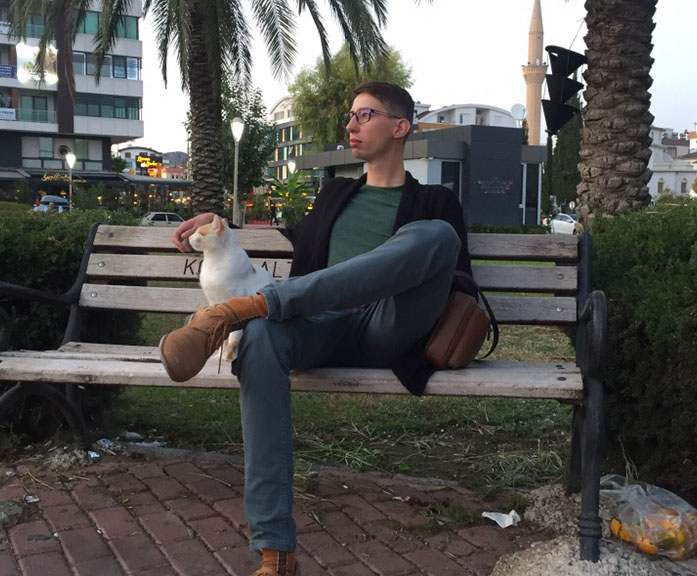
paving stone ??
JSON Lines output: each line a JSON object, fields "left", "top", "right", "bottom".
{"left": 138, "top": 510, "right": 192, "bottom": 543}
{"left": 71, "top": 485, "right": 116, "bottom": 511}
{"left": 188, "top": 516, "right": 247, "bottom": 551}
{"left": 294, "top": 501, "right": 323, "bottom": 533}
{"left": 213, "top": 497, "right": 248, "bottom": 531}
{"left": 17, "top": 551, "right": 72, "bottom": 576}
{"left": 0, "top": 551, "right": 21, "bottom": 575}
{"left": 195, "top": 463, "right": 245, "bottom": 487}
{"left": 363, "top": 519, "right": 427, "bottom": 555}
{"left": 58, "top": 526, "right": 111, "bottom": 564}
{"left": 42, "top": 503, "right": 92, "bottom": 532}
{"left": 186, "top": 478, "right": 239, "bottom": 503}
{"left": 457, "top": 524, "right": 519, "bottom": 554}
{"left": 332, "top": 494, "right": 387, "bottom": 524}
{"left": 8, "top": 520, "right": 60, "bottom": 557}
{"left": 0, "top": 484, "right": 26, "bottom": 501}
{"left": 161, "top": 537, "right": 228, "bottom": 575}
{"left": 132, "top": 567, "right": 179, "bottom": 576}
{"left": 162, "top": 461, "right": 203, "bottom": 483}
{"left": 109, "top": 534, "right": 169, "bottom": 573}
{"left": 295, "top": 548, "right": 333, "bottom": 576}
{"left": 73, "top": 555, "right": 127, "bottom": 576}
{"left": 120, "top": 491, "right": 167, "bottom": 515}
{"left": 424, "top": 531, "right": 476, "bottom": 557}
{"left": 102, "top": 472, "right": 148, "bottom": 495}
{"left": 166, "top": 496, "right": 215, "bottom": 521}
{"left": 35, "top": 490, "right": 74, "bottom": 508}
{"left": 140, "top": 476, "right": 189, "bottom": 501}
{"left": 328, "top": 563, "right": 378, "bottom": 576}
{"left": 298, "top": 529, "right": 357, "bottom": 567}
{"left": 215, "top": 545, "right": 260, "bottom": 576}
{"left": 349, "top": 538, "right": 416, "bottom": 575}
{"left": 319, "top": 511, "right": 368, "bottom": 546}
{"left": 457, "top": 549, "right": 500, "bottom": 576}
{"left": 405, "top": 548, "right": 473, "bottom": 576}
{"left": 129, "top": 463, "right": 167, "bottom": 480}
{"left": 372, "top": 498, "right": 430, "bottom": 528}
{"left": 89, "top": 507, "right": 142, "bottom": 539}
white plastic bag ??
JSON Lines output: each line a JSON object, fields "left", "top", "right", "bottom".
{"left": 601, "top": 474, "right": 697, "bottom": 560}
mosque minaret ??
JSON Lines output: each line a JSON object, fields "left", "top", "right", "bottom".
{"left": 522, "top": 0, "right": 547, "bottom": 145}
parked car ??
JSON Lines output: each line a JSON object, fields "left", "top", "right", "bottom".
{"left": 33, "top": 195, "right": 70, "bottom": 213}
{"left": 544, "top": 213, "right": 579, "bottom": 234}
{"left": 140, "top": 212, "right": 184, "bottom": 227}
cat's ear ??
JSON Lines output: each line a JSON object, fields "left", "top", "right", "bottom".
{"left": 221, "top": 218, "right": 229, "bottom": 228}
{"left": 215, "top": 215, "right": 226, "bottom": 234}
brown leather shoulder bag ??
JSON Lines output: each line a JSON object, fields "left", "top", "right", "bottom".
{"left": 425, "top": 285, "right": 498, "bottom": 370}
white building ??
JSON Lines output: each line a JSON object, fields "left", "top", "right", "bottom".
{"left": 648, "top": 126, "right": 697, "bottom": 198}
{"left": 417, "top": 104, "right": 518, "bottom": 130}
{"left": 0, "top": 0, "right": 143, "bottom": 193}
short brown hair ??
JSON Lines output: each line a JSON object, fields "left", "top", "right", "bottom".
{"left": 353, "top": 82, "right": 414, "bottom": 126}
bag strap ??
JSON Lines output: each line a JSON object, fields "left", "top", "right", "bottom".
{"left": 476, "top": 289, "right": 499, "bottom": 359}
{"left": 455, "top": 271, "right": 499, "bottom": 359}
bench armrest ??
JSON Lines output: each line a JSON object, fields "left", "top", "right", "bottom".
{"left": 578, "top": 290, "right": 608, "bottom": 380}
{"left": 0, "top": 280, "right": 79, "bottom": 307}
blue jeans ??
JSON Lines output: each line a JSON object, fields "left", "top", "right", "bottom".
{"left": 237, "top": 220, "right": 461, "bottom": 551}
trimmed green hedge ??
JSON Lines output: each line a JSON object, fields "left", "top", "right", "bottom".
{"left": 592, "top": 201, "right": 697, "bottom": 500}
{"left": 0, "top": 204, "right": 141, "bottom": 438}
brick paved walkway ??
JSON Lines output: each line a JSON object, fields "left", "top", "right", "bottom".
{"left": 0, "top": 449, "right": 547, "bottom": 576}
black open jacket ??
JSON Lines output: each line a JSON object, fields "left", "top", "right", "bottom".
{"left": 283, "top": 171, "right": 474, "bottom": 395}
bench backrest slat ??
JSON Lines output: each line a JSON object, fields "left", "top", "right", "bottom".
{"left": 82, "top": 225, "right": 582, "bottom": 326}
{"left": 86, "top": 253, "right": 577, "bottom": 293}
{"left": 79, "top": 283, "right": 577, "bottom": 324}
{"left": 94, "top": 225, "right": 294, "bottom": 255}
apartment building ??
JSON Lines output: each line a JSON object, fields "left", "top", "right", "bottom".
{"left": 0, "top": 0, "right": 143, "bottom": 195}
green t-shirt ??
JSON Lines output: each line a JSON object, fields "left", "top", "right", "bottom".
{"left": 327, "top": 184, "right": 403, "bottom": 267}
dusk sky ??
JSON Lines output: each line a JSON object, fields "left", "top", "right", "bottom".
{"left": 131, "top": 0, "right": 696, "bottom": 153}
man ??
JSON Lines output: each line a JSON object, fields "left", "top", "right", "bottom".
{"left": 160, "top": 82, "right": 474, "bottom": 576}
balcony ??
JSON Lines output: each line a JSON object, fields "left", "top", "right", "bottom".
{"left": 0, "top": 107, "right": 57, "bottom": 123}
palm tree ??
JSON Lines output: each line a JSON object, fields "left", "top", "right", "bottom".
{"left": 11, "top": 0, "right": 398, "bottom": 217}
{"left": 575, "top": 0, "right": 657, "bottom": 228}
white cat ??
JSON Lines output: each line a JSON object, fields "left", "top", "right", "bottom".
{"left": 189, "top": 214, "right": 274, "bottom": 360}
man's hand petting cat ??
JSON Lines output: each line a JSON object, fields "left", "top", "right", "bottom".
{"left": 172, "top": 213, "right": 216, "bottom": 252}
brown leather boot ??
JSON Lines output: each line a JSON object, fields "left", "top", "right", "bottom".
{"left": 159, "top": 294, "right": 268, "bottom": 382}
{"left": 251, "top": 549, "right": 300, "bottom": 576}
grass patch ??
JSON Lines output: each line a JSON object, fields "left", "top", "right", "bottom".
{"left": 96, "top": 316, "right": 576, "bottom": 499}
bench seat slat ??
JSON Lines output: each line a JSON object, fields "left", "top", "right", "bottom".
{"left": 78, "top": 284, "right": 577, "bottom": 323}
{"left": 0, "top": 351, "right": 582, "bottom": 401}
{"left": 86, "top": 254, "right": 577, "bottom": 293}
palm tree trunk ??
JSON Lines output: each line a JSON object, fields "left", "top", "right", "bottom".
{"left": 576, "top": 0, "right": 657, "bottom": 228}
{"left": 188, "top": 7, "right": 225, "bottom": 216}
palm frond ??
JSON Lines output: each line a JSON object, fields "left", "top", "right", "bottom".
{"left": 295, "top": 0, "right": 331, "bottom": 70}
{"left": 94, "top": 0, "right": 134, "bottom": 83}
{"left": 250, "top": 0, "right": 297, "bottom": 81}
{"left": 216, "top": 0, "right": 253, "bottom": 87}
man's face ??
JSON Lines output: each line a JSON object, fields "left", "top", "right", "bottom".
{"left": 346, "top": 93, "right": 404, "bottom": 162}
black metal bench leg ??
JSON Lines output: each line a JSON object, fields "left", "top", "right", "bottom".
{"left": 578, "top": 376, "right": 605, "bottom": 562}
{"left": 567, "top": 405, "right": 583, "bottom": 494}
{"left": 0, "top": 382, "right": 92, "bottom": 451}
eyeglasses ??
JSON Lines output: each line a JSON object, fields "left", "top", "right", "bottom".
{"left": 345, "top": 107, "right": 403, "bottom": 124}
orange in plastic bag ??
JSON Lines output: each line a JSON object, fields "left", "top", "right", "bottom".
{"left": 601, "top": 474, "right": 697, "bottom": 560}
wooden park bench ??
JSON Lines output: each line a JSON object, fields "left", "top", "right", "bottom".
{"left": 0, "top": 223, "right": 607, "bottom": 561}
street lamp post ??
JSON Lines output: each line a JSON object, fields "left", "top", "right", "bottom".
{"left": 287, "top": 160, "right": 296, "bottom": 177}
{"left": 230, "top": 117, "right": 245, "bottom": 227}
{"left": 65, "top": 152, "right": 76, "bottom": 211}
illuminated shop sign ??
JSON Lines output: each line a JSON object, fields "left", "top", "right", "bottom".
{"left": 17, "top": 42, "right": 58, "bottom": 85}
